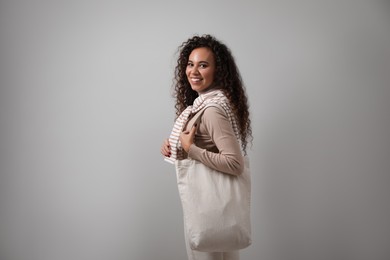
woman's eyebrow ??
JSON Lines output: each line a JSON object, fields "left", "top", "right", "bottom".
{"left": 188, "top": 60, "right": 209, "bottom": 64}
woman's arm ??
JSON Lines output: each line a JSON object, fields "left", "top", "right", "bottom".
{"left": 187, "top": 106, "right": 244, "bottom": 175}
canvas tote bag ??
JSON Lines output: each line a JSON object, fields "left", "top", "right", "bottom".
{"left": 175, "top": 105, "right": 252, "bottom": 252}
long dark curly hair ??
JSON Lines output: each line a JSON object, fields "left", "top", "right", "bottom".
{"left": 173, "top": 34, "right": 252, "bottom": 153}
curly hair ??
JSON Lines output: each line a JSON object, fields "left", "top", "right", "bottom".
{"left": 173, "top": 34, "right": 252, "bottom": 153}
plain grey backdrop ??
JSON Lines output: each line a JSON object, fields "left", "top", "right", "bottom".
{"left": 1, "top": 0, "right": 389, "bottom": 260}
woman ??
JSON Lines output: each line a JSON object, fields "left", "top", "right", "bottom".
{"left": 161, "top": 34, "right": 252, "bottom": 260}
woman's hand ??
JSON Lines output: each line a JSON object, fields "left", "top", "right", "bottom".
{"left": 161, "top": 138, "right": 171, "bottom": 157}
{"left": 180, "top": 124, "right": 197, "bottom": 153}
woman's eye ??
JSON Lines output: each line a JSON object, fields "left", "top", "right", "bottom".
{"left": 187, "top": 63, "right": 193, "bottom": 67}
{"left": 200, "top": 64, "right": 207, "bottom": 68}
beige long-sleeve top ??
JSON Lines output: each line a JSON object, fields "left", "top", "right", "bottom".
{"left": 183, "top": 106, "right": 244, "bottom": 176}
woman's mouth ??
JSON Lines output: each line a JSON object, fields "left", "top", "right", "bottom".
{"left": 190, "top": 78, "right": 202, "bottom": 83}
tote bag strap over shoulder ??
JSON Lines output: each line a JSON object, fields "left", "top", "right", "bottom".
{"left": 189, "top": 103, "right": 227, "bottom": 129}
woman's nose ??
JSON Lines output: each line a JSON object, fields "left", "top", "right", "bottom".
{"left": 191, "top": 66, "right": 200, "bottom": 75}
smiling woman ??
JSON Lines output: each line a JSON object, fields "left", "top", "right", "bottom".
{"left": 161, "top": 34, "right": 252, "bottom": 260}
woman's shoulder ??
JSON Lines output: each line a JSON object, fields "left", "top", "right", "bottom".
{"left": 202, "top": 105, "right": 228, "bottom": 120}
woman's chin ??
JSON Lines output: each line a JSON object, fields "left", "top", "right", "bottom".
{"left": 191, "top": 85, "right": 214, "bottom": 94}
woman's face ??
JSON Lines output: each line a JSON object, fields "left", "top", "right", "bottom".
{"left": 186, "top": 47, "right": 216, "bottom": 93}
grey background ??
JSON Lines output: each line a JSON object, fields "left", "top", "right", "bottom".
{"left": 1, "top": 0, "right": 389, "bottom": 260}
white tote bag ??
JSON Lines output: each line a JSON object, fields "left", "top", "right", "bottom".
{"left": 176, "top": 158, "right": 251, "bottom": 252}
{"left": 175, "top": 104, "right": 252, "bottom": 252}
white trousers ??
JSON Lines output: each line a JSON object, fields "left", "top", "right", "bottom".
{"left": 183, "top": 219, "right": 239, "bottom": 260}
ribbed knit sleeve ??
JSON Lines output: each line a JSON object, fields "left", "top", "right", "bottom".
{"left": 187, "top": 106, "right": 244, "bottom": 175}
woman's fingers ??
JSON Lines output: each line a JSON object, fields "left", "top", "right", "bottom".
{"left": 161, "top": 139, "right": 171, "bottom": 157}
{"left": 180, "top": 124, "right": 197, "bottom": 152}
{"left": 162, "top": 124, "right": 197, "bottom": 157}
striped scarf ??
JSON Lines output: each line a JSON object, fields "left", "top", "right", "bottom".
{"left": 165, "top": 89, "right": 240, "bottom": 164}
